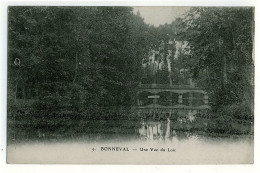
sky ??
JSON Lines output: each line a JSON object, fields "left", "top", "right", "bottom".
{"left": 133, "top": 7, "right": 190, "bottom": 26}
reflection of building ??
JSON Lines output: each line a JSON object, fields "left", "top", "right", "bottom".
{"left": 138, "top": 119, "right": 171, "bottom": 140}
{"left": 135, "top": 83, "right": 210, "bottom": 119}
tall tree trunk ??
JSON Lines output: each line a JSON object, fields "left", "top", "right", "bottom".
{"left": 73, "top": 52, "right": 78, "bottom": 84}
{"left": 157, "top": 61, "right": 160, "bottom": 84}
{"left": 223, "top": 55, "right": 228, "bottom": 85}
{"left": 166, "top": 53, "right": 173, "bottom": 87}
{"left": 14, "top": 81, "right": 18, "bottom": 102}
{"left": 23, "top": 85, "right": 26, "bottom": 102}
{"left": 153, "top": 59, "right": 156, "bottom": 84}
{"left": 36, "top": 86, "right": 39, "bottom": 99}
{"left": 219, "top": 37, "right": 227, "bottom": 86}
{"left": 14, "top": 69, "right": 20, "bottom": 102}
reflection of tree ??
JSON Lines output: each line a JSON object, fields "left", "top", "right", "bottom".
{"left": 138, "top": 120, "right": 172, "bottom": 140}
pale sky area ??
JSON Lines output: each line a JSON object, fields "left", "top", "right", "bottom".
{"left": 133, "top": 7, "right": 190, "bottom": 26}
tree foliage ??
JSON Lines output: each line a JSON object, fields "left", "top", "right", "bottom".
{"left": 8, "top": 7, "right": 254, "bottom": 121}
{"left": 174, "top": 7, "right": 254, "bottom": 116}
{"left": 8, "top": 7, "right": 152, "bottom": 112}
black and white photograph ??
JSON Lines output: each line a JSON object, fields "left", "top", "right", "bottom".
{"left": 5, "top": 5, "right": 255, "bottom": 164}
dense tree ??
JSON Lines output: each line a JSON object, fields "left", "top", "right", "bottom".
{"left": 174, "top": 7, "right": 254, "bottom": 116}
{"left": 8, "top": 6, "right": 254, "bottom": 120}
{"left": 8, "top": 7, "right": 152, "bottom": 113}
{"left": 141, "top": 24, "right": 177, "bottom": 86}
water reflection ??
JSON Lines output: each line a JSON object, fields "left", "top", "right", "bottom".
{"left": 8, "top": 114, "right": 254, "bottom": 164}
{"left": 136, "top": 109, "right": 205, "bottom": 141}
{"left": 138, "top": 118, "right": 174, "bottom": 140}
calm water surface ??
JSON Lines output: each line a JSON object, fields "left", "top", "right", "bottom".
{"left": 7, "top": 118, "right": 254, "bottom": 164}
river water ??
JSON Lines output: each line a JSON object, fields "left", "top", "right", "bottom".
{"left": 7, "top": 118, "right": 254, "bottom": 164}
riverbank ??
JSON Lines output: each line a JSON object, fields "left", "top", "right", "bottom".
{"left": 7, "top": 109, "right": 253, "bottom": 144}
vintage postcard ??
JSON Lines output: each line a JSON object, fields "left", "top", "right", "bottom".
{"left": 6, "top": 6, "right": 254, "bottom": 164}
